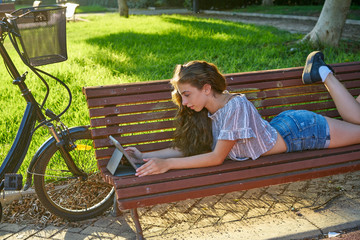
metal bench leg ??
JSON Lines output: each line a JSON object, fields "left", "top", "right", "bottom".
{"left": 111, "top": 193, "right": 121, "bottom": 216}
{"left": 131, "top": 208, "right": 144, "bottom": 240}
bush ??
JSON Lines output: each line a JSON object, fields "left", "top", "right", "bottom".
{"left": 185, "top": 0, "right": 262, "bottom": 11}
{"left": 127, "top": 0, "right": 184, "bottom": 8}
{"left": 183, "top": 0, "right": 358, "bottom": 11}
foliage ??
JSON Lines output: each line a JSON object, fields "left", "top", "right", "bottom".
{"left": 127, "top": 0, "right": 184, "bottom": 8}
{"left": 185, "top": 0, "right": 359, "bottom": 11}
{"left": 127, "top": 0, "right": 157, "bottom": 8}
{"left": 274, "top": 0, "right": 325, "bottom": 5}
{"left": 184, "top": 0, "right": 329, "bottom": 10}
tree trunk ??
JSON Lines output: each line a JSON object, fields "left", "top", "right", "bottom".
{"left": 193, "top": 0, "right": 199, "bottom": 13}
{"left": 118, "top": 0, "right": 129, "bottom": 18}
{"left": 302, "top": 0, "right": 351, "bottom": 47}
{"left": 262, "top": 0, "right": 273, "bottom": 6}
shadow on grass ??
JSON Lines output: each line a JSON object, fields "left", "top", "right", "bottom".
{"left": 85, "top": 15, "right": 299, "bottom": 80}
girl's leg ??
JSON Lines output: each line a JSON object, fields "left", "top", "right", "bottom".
{"left": 324, "top": 73, "right": 360, "bottom": 124}
{"left": 302, "top": 51, "right": 360, "bottom": 124}
{"left": 326, "top": 116, "right": 360, "bottom": 148}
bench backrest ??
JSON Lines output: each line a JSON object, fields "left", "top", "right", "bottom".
{"left": 83, "top": 62, "right": 360, "bottom": 162}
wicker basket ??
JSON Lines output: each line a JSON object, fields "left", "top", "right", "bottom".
{"left": 9, "top": 5, "right": 67, "bottom": 66}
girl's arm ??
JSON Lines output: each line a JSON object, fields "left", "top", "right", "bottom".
{"left": 125, "top": 147, "right": 184, "bottom": 160}
{"left": 135, "top": 140, "right": 235, "bottom": 177}
{"left": 143, "top": 147, "right": 184, "bottom": 159}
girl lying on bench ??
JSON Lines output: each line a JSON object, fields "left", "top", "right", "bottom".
{"left": 126, "top": 51, "right": 360, "bottom": 177}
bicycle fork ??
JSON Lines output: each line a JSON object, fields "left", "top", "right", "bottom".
{"left": 47, "top": 123, "right": 88, "bottom": 180}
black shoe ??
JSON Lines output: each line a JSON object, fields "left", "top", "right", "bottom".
{"left": 302, "top": 51, "right": 334, "bottom": 84}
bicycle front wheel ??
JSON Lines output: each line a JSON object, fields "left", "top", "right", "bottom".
{"left": 33, "top": 128, "right": 114, "bottom": 221}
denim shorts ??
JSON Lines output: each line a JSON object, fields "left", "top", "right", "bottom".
{"left": 270, "top": 110, "right": 330, "bottom": 152}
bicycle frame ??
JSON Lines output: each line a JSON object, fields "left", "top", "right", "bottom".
{"left": 0, "top": 38, "right": 45, "bottom": 190}
{"left": 0, "top": 20, "right": 86, "bottom": 191}
{"left": 0, "top": 102, "right": 37, "bottom": 190}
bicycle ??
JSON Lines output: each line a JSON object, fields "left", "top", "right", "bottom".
{"left": 0, "top": 5, "right": 114, "bottom": 221}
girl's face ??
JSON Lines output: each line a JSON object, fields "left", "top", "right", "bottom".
{"left": 177, "top": 83, "right": 209, "bottom": 112}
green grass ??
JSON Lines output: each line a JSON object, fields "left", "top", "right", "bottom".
{"left": 76, "top": 5, "right": 110, "bottom": 13}
{"left": 0, "top": 13, "right": 359, "bottom": 178}
{"left": 233, "top": 5, "right": 360, "bottom": 20}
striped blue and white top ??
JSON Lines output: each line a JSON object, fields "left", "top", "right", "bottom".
{"left": 208, "top": 94, "right": 277, "bottom": 161}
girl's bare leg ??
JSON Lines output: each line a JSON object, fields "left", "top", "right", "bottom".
{"left": 326, "top": 117, "right": 360, "bottom": 148}
{"left": 324, "top": 73, "right": 360, "bottom": 124}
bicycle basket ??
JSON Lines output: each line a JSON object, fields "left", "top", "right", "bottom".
{"left": 8, "top": 5, "right": 67, "bottom": 66}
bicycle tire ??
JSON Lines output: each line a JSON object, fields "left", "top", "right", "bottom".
{"left": 33, "top": 128, "right": 114, "bottom": 221}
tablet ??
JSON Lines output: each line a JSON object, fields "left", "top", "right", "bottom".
{"left": 107, "top": 135, "right": 144, "bottom": 176}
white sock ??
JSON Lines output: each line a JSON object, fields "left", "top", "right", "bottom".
{"left": 319, "top": 66, "right": 332, "bottom": 82}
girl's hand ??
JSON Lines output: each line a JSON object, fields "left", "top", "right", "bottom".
{"left": 125, "top": 147, "right": 144, "bottom": 164}
{"left": 135, "top": 158, "right": 170, "bottom": 177}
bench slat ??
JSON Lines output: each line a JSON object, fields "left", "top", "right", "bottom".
{"left": 94, "top": 131, "right": 174, "bottom": 148}
{"left": 232, "top": 75, "right": 360, "bottom": 100}
{"left": 331, "top": 62, "right": 360, "bottom": 73}
{"left": 224, "top": 62, "right": 359, "bottom": 85}
{"left": 90, "top": 121, "right": 174, "bottom": 138}
{"left": 86, "top": 91, "right": 172, "bottom": 108}
{"left": 89, "top": 101, "right": 175, "bottom": 118}
{"left": 117, "top": 160, "right": 360, "bottom": 209}
{"left": 95, "top": 141, "right": 172, "bottom": 160}
{"left": 90, "top": 109, "right": 176, "bottom": 127}
{"left": 83, "top": 80, "right": 171, "bottom": 99}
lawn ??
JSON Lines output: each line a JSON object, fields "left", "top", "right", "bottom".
{"left": 0, "top": 13, "right": 359, "bottom": 177}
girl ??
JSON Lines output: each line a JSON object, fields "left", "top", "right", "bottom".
{"left": 126, "top": 51, "right": 360, "bottom": 177}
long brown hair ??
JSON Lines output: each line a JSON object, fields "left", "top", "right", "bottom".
{"left": 170, "top": 61, "right": 227, "bottom": 156}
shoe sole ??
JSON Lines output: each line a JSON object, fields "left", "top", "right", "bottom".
{"left": 302, "top": 51, "right": 323, "bottom": 84}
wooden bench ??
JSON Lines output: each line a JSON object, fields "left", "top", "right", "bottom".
{"left": 0, "top": 3, "right": 15, "bottom": 18}
{"left": 83, "top": 61, "right": 360, "bottom": 239}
